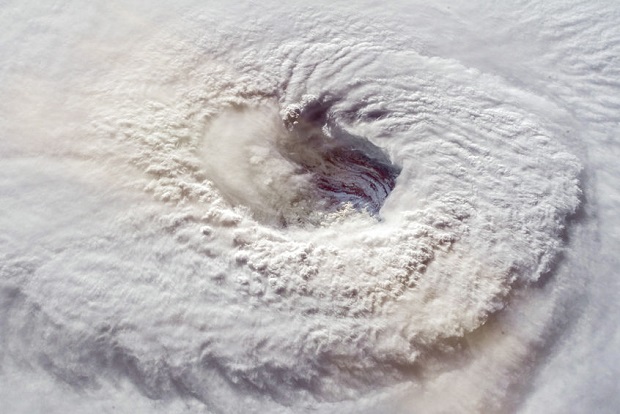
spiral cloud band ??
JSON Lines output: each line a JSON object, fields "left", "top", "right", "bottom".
{"left": 1, "top": 1, "right": 619, "bottom": 413}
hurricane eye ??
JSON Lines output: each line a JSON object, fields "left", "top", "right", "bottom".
{"left": 279, "top": 114, "right": 401, "bottom": 215}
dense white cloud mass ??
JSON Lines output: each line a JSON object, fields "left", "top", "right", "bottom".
{"left": 1, "top": 1, "right": 618, "bottom": 413}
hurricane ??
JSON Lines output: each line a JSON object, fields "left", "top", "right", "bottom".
{"left": 1, "top": 1, "right": 619, "bottom": 413}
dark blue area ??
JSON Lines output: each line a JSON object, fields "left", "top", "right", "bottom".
{"left": 282, "top": 98, "right": 401, "bottom": 215}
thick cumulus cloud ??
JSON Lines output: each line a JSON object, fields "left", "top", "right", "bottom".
{"left": 1, "top": 1, "right": 619, "bottom": 413}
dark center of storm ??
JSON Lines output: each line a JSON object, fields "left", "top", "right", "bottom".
{"left": 281, "top": 97, "right": 401, "bottom": 216}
